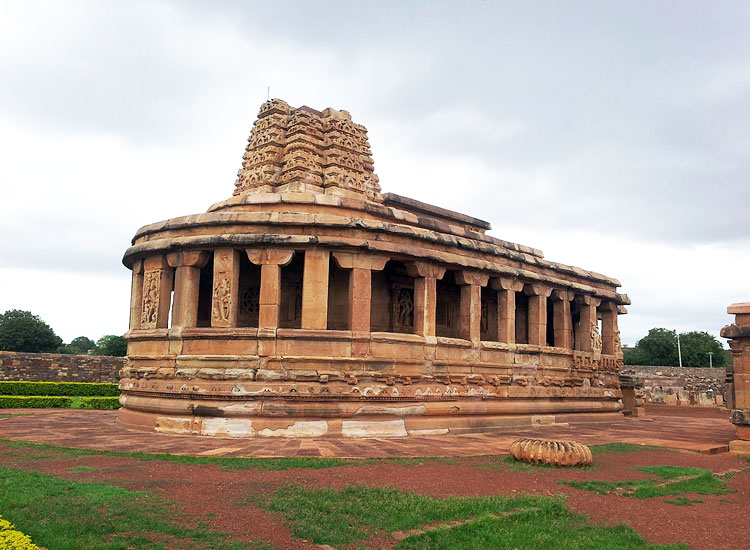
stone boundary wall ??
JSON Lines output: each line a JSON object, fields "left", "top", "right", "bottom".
{"left": 0, "top": 351, "right": 125, "bottom": 383}
{"left": 621, "top": 365, "right": 727, "bottom": 406}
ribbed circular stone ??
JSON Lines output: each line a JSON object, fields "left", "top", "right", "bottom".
{"left": 509, "top": 438, "right": 593, "bottom": 467}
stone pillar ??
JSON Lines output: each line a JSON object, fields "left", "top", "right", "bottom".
{"left": 550, "top": 289, "right": 573, "bottom": 349}
{"left": 129, "top": 259, "right": 144, "bottom": 330}
{"left": 721, "top": 303, "right": 750, "bottom": 454}
{"left": 166, "top": 252, "right": 209, "bottom": 328}
{"left": 490, "top": 277, "right": 524, "bottom": 344}
{"left": 141, "top": 256, "right": 173, "bottom": 329}
{"left": 525, "top": 284, "right": 552, "bottom": 346}
{"left": 211, "top": 248, "right": 240, "bottom": 328}
{"left": 247, "top": 249, "right": 295, "bottom": 331}
{"left": 455, "top": 271, "right": 489, "bottom": 343}
{"left": 600, "top": 301, "right": 618, "bottom": 356}
{"left": 301, "top": 248, "right": 330, "bottom": 330}
{"left": 574, "top": 295, "right": 601, "bottom": 352}
{"left": 407, "top": 262, "right": 446, "bottom": 338}
{"left": 332, "top": 252, "right": 389, "bottom": 333}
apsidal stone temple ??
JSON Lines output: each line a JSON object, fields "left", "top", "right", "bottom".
{"left": 118, "top": 99, "right": 630, "bottom": 438}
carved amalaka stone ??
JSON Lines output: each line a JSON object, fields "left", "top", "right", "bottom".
{"left": 118, "top": 99, "right": 630, "bottom": 438}
{"left": 509, "top": 438, "right": 593, "bottom": 467}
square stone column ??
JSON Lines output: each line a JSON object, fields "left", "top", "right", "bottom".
{"left": 128, "top": 259, "right": 144, "bottom": 330}
{"left": 247, "top": 249, "right": 295, "bottom": 331}
{"left": 551, "top": 289, "right": 574, "bottom": 349}
{"left": 301, "top": 248, "right": 330, "bottom": 330}
{"left": 574, "top": 295, "right": 601, "bottom": 352}
{"left": 455, "top": 271, "right": 490, "bottom": 343}
{"left": 525, "top": 284, "right": 552, "bottom": 346}
{"left": 332, "top": 252, "right": 389, "bottom": 333}
{"left": 600, "top": 301, "right": 619, "bottom": 355}
{"left": 721, "top": 303, "right": 750, "bottom": 454}
{"left": 407, "top": 262, "right": 446, "bottom": 338}
{"left": 491, "top": 277, "right": 524, "bottom": 344}
{"left": 167, "top": 252, "right": 209, "bottom": 328}
{"left": 211, "top": 248, "right": 240, "bottom": 328}
{"left": 141, "top": 256, "right": 173, "bottom": 329}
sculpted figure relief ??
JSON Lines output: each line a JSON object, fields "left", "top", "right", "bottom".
{"left": 212, "top": 273, "right": 232, "bottom": 323}
{"left": 141, "top": 271, "right": 159, "bottom": 328}
{"left": 591, "top": 322, "right": 603, "bottom": 361}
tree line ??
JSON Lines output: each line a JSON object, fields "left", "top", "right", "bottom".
{"left": 0, "top": 310, "right": 126, "bottom": 357}
{"left": 624, "top": 328, "right": 728, "bottom": 368}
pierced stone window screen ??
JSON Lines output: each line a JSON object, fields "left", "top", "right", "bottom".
{"left": 436, "top": 298, "right": 450, "bottom": 327}
{"left": 280, "top": 253, "right": 304, "bottom": 329}
{"left": 196, "top": 254, "right": 214, "bottom": 327}
{"left": 237, "top": 254, "right": 261, "bottom": 328}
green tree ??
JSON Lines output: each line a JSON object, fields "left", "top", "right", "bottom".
{"left": 626, "top": 328, "right": 678, "bottom": 366}
{"left": 625, "top": 327, "right": 728, "bottom": 368}
{"left": 59, "top": 336, "right": 97, "bottom": 355}
{"left": 0, "top": 309, "right": 63, "bottom": 353}
{"left": 678, "top": 331, "right": 727, "bottom": 368}
{"left": 94, "top": 334, "right": 127, "bottom": 357}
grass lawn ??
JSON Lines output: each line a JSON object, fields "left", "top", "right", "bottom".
{"left": 247, "top": 484, "right": 687, "bottom": 549}
{"left": 560, "top": 465, "right": 736, "bottom": 501}
{"left": 0, "top": 467, "right": 270, "bottom": 550}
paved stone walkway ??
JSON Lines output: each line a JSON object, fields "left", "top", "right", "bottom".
{"left": 0, "top": 404, "right": 734, "bottom": 458}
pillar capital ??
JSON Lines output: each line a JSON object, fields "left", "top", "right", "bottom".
{"left": 131, "top": 259, "right": 143, "bottom": 273}
{"left": 599, "top": 300, "right": 618, "bottom": 312}
{"left": 166, "top": 251, "right": 209, "bottom": 269}
{"left": 454, "top": 270, "right": 489, "bottom": 287}
{"left": 550, "top": 289, "right": 573, "bottom": 302}
{"left": 490, "top": 276, "right": 524, "bottom": 292}
{"left": 246, "top": 249, "right": 295, "bottom": 266}
{"left": 575, "top": 294, "right": 601, "bottom": 308}
{"left": 524, "top": 284, "right": 552, "bottom": 297}
{"left": 406, "top": 261, "right": 446, "bottom": 279}
{"left": 332, "top": 252, "right": 388, "bottom": 271}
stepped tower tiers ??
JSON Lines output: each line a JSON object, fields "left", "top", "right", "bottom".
{"left": 118, "top": 99, "right": 631, "bottom": 438}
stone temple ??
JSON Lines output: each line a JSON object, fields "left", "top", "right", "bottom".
{"left": 118, "top": 99, "right": 630, "bottom": 438}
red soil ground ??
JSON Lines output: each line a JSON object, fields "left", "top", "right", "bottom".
{"left": 1, "top": 441, "right": 748, "bottom": 549}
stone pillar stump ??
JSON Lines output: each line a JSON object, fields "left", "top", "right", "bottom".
{"left": 721, "top": 302, "right": 750, "bottom": 454}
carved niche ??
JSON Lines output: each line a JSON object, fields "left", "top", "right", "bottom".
{"left": 140, "top": 271, "right": 160, "bottom": 328}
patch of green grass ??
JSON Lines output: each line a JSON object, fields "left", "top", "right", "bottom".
{"left": 663, "top": 497, "right": 703, "bottom": 506}
{"left": 0, "top": 438, "right": 349, "bottom": 471}
{"left": 66, "top": 466, "right": 100, "bottom": 471}
{"left": 561, "top": 465, "right": 735, "bottom": 499}
{"left": 0, "top": 413, "right": 28, "bottom": 419}
{"left": 0, "top": 466, "right": 270, "bottom": 550}
{"left": 252, "top": 483, "right": 686, "bottom": 549}
{"left": 588, "top": 443, "right": 662, "bottom": 455}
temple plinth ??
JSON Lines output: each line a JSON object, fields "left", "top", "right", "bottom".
{"left": 721, "top": 302, "right": 750, "bottom": 454}
{"left": 117, "top": 99, "right": 631, "bottom": 438}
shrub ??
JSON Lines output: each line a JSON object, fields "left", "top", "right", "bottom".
{"left": 0, "top": 382, "right": 120, "bottom": 397}
{"left": 0, "top": 396, "right": 73, "bottom": 409}
{"left": 0, "top": 514, "right": 40, "bottom": 550}
{"left": 78, "top": 397, "right": 121, "bottom": 410}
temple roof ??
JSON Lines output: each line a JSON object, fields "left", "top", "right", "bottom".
{"left": 234, "top": 99, "right": 382, "bottom": 201}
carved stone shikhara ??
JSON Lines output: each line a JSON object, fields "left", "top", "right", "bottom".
{"left": 118, "top": 99, "right": 630, "bottom": 438}
{"left": 509, "top": 438, "right": 593, "bottom": 466}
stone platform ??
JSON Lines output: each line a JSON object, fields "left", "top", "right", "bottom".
{"left": 0, "top": 404, "right": 734, "bottom": 457}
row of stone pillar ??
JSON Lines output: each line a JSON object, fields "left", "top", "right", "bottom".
{"left": 128, "top": 248, "right": 619, "bottom": 354}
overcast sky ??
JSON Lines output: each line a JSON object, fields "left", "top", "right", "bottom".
{"left": 1, "top": 1, "right": 748, "bottom": 354}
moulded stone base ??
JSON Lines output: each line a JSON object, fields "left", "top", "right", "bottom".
{"left": 729, "top": 439, "right": 750, "bottom": 455}
{"left": 116, "top": 406, "right": 623, "bottom": 439}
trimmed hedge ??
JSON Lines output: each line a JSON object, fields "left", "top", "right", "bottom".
{"left": 0, "top": 396, "right": 73, "bottom": 408}
{"left": 0, "top": 381, "right": 119, "bottom": 397}
{"left": 78, "top": 397, "right": 121, "bottom": 410}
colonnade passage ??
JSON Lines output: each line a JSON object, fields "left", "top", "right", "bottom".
{"left": 129, "top": 248, "right": 621, "bottom": 354}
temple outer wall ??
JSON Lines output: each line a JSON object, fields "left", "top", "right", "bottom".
{"left": 621, "top": 366, "right": 727, "bottom": 407}
{"left": 0, "top": 351, "right": 124, "bottom": 383}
